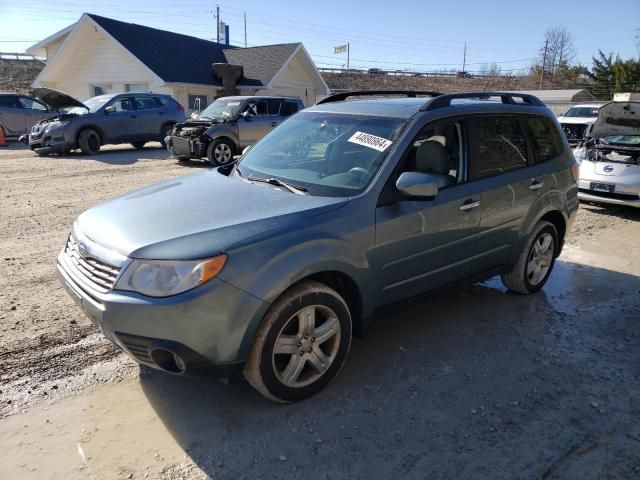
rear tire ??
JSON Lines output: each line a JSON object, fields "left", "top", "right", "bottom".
{"left": 206, "top": 138, "right": 234, "bottom": 166}
{"left": 131, "top": 142, "right": 146, "bottom": 150}
{"left": 244, "top": 281, "right": 352, "bottom": 403}
{"left": 501, "top": 220, "right": 558, "bottom": 294}
{"left": 78, "top": 129, "right": 100, "bottom": 155}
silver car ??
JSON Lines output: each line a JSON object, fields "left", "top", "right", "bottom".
{"left": 557, "top": 103, "right": 604, "bottom": 146}
{"left": 576, "top": 99, "right": 640, "bottom": 208}
{"left": 0, "top": 92, "right": 56, "bottom": 137}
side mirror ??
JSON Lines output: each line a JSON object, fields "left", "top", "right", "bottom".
{"left": 241, "top": 111, "right": 250, "bottom": 120}
{"left": 242, "top": 145, "right": 252, "bottom": 155}
{"left": 395, "top": 171, "right": 439, "bottom": 199}
{"left": 104, "top": 105, "right": 116, "bottom": 114}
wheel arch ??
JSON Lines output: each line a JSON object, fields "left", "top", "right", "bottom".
{"left": 539, "top": 210, "right": 567, "bottom": 257}
{"left": 75, "top": 124, "right": 106, "bottom": 145}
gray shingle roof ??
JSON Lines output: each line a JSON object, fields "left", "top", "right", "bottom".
{"left": 88, "top": 14, "right": 298, "bottom": 87}
{"left": 223, "top": 43, "right": 300, "bottom": 87}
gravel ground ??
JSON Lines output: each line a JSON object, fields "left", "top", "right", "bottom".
{"left": 1, "top": 143, "right": 639, "bottom": 479}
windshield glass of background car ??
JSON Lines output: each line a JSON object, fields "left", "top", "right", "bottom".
{"left": 238, "top": 111, "right": 405, "bottom": 196}
{"left": 603, "top": 135, "right": 640, "bottom": 145}
{"left": 564, "top": 107, "right": 599, "bottom": 117}
{"left": 67, "top": 96, "right": 111, "bottom": 114}
{"left": 198, "top": 99, "right": 243, "bottom": 119}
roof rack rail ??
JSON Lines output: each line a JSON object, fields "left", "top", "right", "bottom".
{"left": 317, "top": 90, "right": 443, "bottom": 105}
{"left": 421, "top": 92, "right": 545, "bottom": 111}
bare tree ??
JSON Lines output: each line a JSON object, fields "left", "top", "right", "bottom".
{"left": 538, "top": 26, "right": 577, "bottom": 77}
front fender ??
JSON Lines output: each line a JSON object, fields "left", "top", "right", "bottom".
{"left": 205, "top": 124, "right": 240, "bottom": 150}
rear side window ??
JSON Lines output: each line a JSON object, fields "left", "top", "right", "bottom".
{"left": 523, "top": 115, "right": 565, "bottom": 163}
{"left": 267, "top": 99, "right": 282, "bottom": 116}
{"left": 282, "top": 101, "right": 300, "bottom": 116}
{"left": 133, "top": 96, "right": 162, "bottom": 110}
{"left": 473, "top": 116, "right": 528, "bottom": 178}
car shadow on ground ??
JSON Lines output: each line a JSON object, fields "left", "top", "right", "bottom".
{"left": 580, "top": 203, "right": 640, "bottom": 221}
{"left": 57, "top": 144, "right": 169, "bottom": 165}
{"left": 139, "top": 260, "right": 640, "bottom": 478}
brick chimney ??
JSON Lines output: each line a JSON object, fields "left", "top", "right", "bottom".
{"left": 212, "top": 63, "right": 243, "bottom": 97}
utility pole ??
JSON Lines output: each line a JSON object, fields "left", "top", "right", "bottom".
{"left": 216, "top": 4, "right": 220, "bottom": 43}
{"left": 244, "top": 12, "right": 247, "bottom": 48}
{"left": 462, "top": 42, "right": 467, "bottom": 73}
{"left": 539, "top": 38, "right": 548, "bottom": 90}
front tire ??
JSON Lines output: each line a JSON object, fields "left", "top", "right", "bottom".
{"left": 206, "top": 138, "right": 234, "bottom": 166}
{"left": 244, "top": 281, "right": 352, "bottom": 403}
{"left": 78, "top": 129, "right": 101, "bottom": 155}
{"left": 501, "top": 220, "right": 558, "bottom": 294}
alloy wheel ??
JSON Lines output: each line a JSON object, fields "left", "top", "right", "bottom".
{"left": 272, "top": 305, "right": 341, "bottom": 388}
{"left": 526, "top": 232, "right": 554, "bottom": 286}
{"left": 214, "top": 143, "right": 232, "bottom": 164}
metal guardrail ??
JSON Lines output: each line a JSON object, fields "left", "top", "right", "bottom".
{"left": 318, "top": 67, "right": 516, "bottom": 79}
{"left": 0, "top": 52, "right": 45, "bottom": 62}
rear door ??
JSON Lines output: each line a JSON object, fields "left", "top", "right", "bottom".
{"left": 0, "top": 95, "right": 27, "bottom": 135}
{"left": 468, "top": 115, "right": 546, "bottom": 275}
{"left": 18, "top": 96, "right": 52, "bottom": 132}
{"left": 132, "top": 95, "right": 166, "bottom": 139}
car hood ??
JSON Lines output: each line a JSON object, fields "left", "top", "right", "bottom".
{"left": 590, "top": 101, "right": 640, "bottom": 138}
{"left": 34, "top": 87, "right": 87, "bottom": 111}
{"left": 76, "top": 170, "right": 348, "bottom": 260}
{"left": 558, "top": 116, "right": 597, "bottom": 125}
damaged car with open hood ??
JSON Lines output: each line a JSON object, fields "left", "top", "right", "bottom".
{"left": 575, "top": 94, "right": 640, "bottom": 208}
{"left": 23, "top": 88, "right": 185, "bottom": 155}
{"left": 166, "top": 96, "right": 303, "bottom": 166}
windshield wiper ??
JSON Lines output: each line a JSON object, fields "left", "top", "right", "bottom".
{"left": 247, "top": 176, "right": 308, "bottom": 195}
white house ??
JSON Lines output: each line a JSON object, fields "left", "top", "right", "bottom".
{"left": 27, "top": 13, "right": 330, "bottom": 108}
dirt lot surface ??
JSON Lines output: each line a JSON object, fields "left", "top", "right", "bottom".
{"left": 1, "top": 143, "right": 639, "bottom": 479}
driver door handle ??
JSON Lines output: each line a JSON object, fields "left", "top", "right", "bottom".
{"left": 459, "top": 199, "right": 480, "bottom": 211}
{"left": 529, "top": 180, "right": 544, "bottom": 191}
{"left": 271, "top": 121, "right": 278, "bottom": 127}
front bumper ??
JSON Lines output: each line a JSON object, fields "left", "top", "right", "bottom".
{"left": 28, "top": 126, "right": 75, "bottom": 154}
{"left": 578, "top": 161, "right": 640, "bottom": 208}
{"left": 56, "top": 252, "right": 270, "bottom": 377}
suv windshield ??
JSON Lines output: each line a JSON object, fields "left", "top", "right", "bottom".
{"left": 238, "top": 111, "right": 406, "bottom": 197}
{"left": 198, "top": 98, "right": 244, "bottom": 120}
{"left": 67, "top": 95, "right": 112, "bottom": 114}
{"left": 563, "top": 107, "right": 599, "bottom": 118}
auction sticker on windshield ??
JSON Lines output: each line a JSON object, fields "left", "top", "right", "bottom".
{"left": 348, "top": 131, "right": 393, "bottom": 152}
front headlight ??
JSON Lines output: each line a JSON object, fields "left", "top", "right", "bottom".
{"left": 115, "top": 255, "right": 227, "bottom": 297}
{"left": 46, "top": 120, "right": 71, "bottom": 130}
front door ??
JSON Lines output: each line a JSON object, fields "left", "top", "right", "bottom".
{"left": 237, "top": 99, "right": 279, "bottom": 147}
{"left": 101, "top": 96, "right": 138, "bottom": 142}
{"left": 0, "top": 95, "right": 27, "bottom": 135}
{"left": 374, "top": 118, "right": 481, "bottom": 306}
{"left": 131, "top": 95, "right": 164, "bottom": 139}
{"left": 18, "top": 96, "right": 53, "bottom": 133}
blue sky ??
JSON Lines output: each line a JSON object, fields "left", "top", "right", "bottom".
{"left": 1, "top": 0, "right": 637, "bottom": 73}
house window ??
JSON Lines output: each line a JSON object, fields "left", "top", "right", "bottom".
{"left": 188, "top": 95, "right": 208, "bottom": 112}
{"left": 91, "top": 84, "right": 109, "bottom": 97}
{"left": 125, "top": 83, "right": 149, "bottom": 93}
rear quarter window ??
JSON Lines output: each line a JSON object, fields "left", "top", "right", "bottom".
{"left": 523, "top": 115, "right": 565, "bottom": 163}
{"left": 472, "top": 116, "right": 528, "bottom": 179}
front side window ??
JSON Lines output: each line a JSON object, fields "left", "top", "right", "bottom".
{"left": 0, "top": 95, "right": 21, "bottom": 108}
{"left": 473, "top": 116, "right": 528, "bottom": 179}
{"left": 19, "top": 97, "right": 48, "bottom": 111}
{"left": 111, "top": 97, "right": 133, "bottom": 112}
{"left": 246, "top": 100, "right": 269, "bottom": 117}
{"left": 523, "top": 115, "right": 564, "bottom": 163}
{"left": 238, "top": 111, "right": 406, "bottom": 196}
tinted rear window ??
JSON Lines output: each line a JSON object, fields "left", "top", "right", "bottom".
{"left": 0, "top": 95, "right": 20, "bottom": 108}
{"left": 523, "top": 115, "right": 565, "bottom": 163}
{"left": 473, "top": 116, "right": 528, "bottom": 178}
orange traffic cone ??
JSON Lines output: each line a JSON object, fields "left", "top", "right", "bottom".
{"left": 0, "top": 128, "right": 7, "bottom": 147}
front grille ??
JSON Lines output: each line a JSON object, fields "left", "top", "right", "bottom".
{"left": 63, "top": 235, "right": 121, "bottom": 292}
{"left": 579, "top": 188, "right": 640, "bottom": 201}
